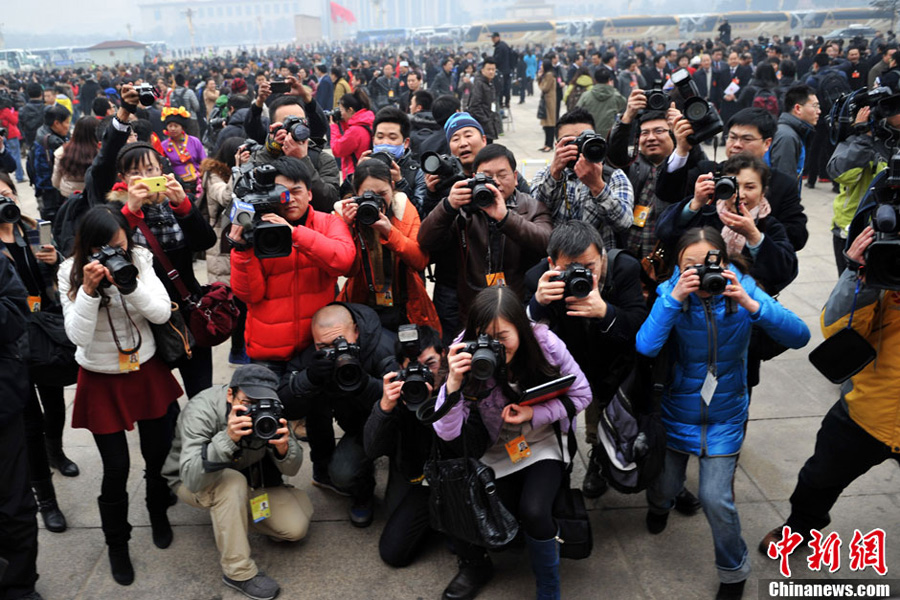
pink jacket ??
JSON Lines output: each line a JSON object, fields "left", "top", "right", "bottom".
{"left": 329, "top": 108, "right": 375, "bottom": 179}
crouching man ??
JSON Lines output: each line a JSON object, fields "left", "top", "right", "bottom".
{"left": 162, "top": 365, "right": 313, "bottom": 600}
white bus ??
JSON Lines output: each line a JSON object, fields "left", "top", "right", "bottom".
{"left": 0, "top": 49, "right": 40, "bottom": 73}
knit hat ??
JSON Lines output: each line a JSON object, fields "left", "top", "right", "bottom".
{"left": 231, "top": 77, "right": 248, "bottom": 94}
{"left": 443, "top": 112, "right": 484, "bottom": 143}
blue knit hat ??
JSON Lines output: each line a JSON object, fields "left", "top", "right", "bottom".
{"left": 444, "top": 112, "right": 484, "bottom": 143}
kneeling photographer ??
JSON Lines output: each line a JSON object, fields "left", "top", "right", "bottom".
{"left": 278, "top": 302, "right": 399, "bottom": 528}
{"left": 525, "top": 220, "right": 649, "bottom": 498}
{"left": 163, "top": 365, "right": 312, "bottom": 600}
{"left": 364, "top": 324, "right": 447, "bottom": 567}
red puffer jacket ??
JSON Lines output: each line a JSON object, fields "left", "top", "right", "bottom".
{"left": 0, "top": 107, "right": 22, "bottom": 140}
{"left": 230, "top": 208, "right": 356, "bottom": 361}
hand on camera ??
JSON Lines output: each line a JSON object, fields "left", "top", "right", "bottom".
{"left": 162, "top": 173, "right": 186, "bottom": 207}
{"left": 574, "top": 157, "right": 605, "bottom": 196}
{"left": 234, "top": 149, "right": 251, "bottom": 167}
{"left": 227, "top": 224, "right": 246, "bottom": 244}
{"left": 846, "top": 225, "right": 875, "bottom": 267}
{"left": 227, "top": 404, "right": 253, "bottom": 444}
{"left": 447, "top": 179, "right": 473, "bottom": 210}
{"left": 380, "top": 372, "right": 404, "bottom": 412}
{"left": 549, "top": 136, "right": 579, "bottom": 180}
{"left": 722, "top": 270, "right": 759, "bottom": 313}
{"left": 671, "top": 266, "right": 701, "bottom": 302}
{"left": 33, "top": 246, "right": 58, "bottom": 265}
{"left": 535, "top": 267, "right": 566, "bottom": 306}
{"left": 268, "top": 418, "right": 291, "bottom": 458}
{"left": 307, "top": 353, "right": 334, "bottom": 386}
{"left": 691, "top": 172, "right": 716, "bottom": 211}
{"left": 81, "top": 260, "right": 113, "bottom": 297}
{"left": 256, "top": 80, "right": 271, "bottom": 107}
{"left": 425, "top": 173, "right": 440, "bottom": 193}
{"left": 446, "top": 343, "right": 473, "bottom": 395}
{"left": 565, "top": 272, "right": 607, "bottom": 318}
{"left": 673, "top": 115, "right": 696, "bottom": 155}
{"left": 622, "top": 90, "right": 647, "bottom": 124}
{"left": 126, "top": 176, "right": 152, "bottom": 212}
{"left": 482, "top": 183, "right": 508, "bottom": 221}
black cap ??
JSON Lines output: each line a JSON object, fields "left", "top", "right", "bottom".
{"left": 230, "top": 365, "right": 280, "bottom": 402}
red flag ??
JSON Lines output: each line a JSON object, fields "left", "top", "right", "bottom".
{"left": 330, "top": 1, "right": 356, "bottom": 24}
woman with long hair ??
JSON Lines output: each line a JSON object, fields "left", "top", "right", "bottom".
{"left": 58, "top": 206, "right": 183, "bottom": 585}
{"left": 432, "top": 286, "right": 592, "bottom": 600}
{"left": 329, "top": 89, "right": 375, "bottom": 181}
{"left": 53, "top": 116, "right": 100, "bottom": 199}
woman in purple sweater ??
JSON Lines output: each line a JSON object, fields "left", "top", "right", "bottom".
{"left": 159, "top": 107, "right": 205, "bottom": 193}
{"left": 432, "top": 286, "right": 591, "bottom": 600}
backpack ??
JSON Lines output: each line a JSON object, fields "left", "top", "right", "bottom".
{"left": 816, "top": 69, "right": 852, "bottom": 115}
{"left": 751, "top": 88, "right": 779, "bottom": 117}
{"left": 170, "top": 87, "right": 190, "bottom": 110}
{"left": 566, "top": 83, "right": 591, "bottom": 113}
{"left": 52, "top": 191, "right": 90, "bottom": 257}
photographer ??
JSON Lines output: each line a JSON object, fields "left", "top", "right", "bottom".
{"left": 162, "top": 365, "right": 311, "bottom": 600}
{"left": 336, "top": 159, "right": 439, "bottom": 334}
{"left": 364, "top": 325, "right": 447, "bottom": 567}
{"left": 369, "top": 106, "right": 427, "bottom": 214}
{"left": 228, "top": 156, "right": 355, "bottom": 371}
{"left": 530, "top": 108, "right": 634, "bottom": 250}
{"left": 278, "top": 302, "right": 398, "bottom": 528}
{"left": 526, "top": 221, "right": 649, "bottom": 498}
{"left": 418, "top": 144, "right": 552, "bottom": 325}
{"left": 244, "top": 75, "right": 328, "bottom": 148}
{"left": 656, "top": 107, "right": 809, "bottom": 252}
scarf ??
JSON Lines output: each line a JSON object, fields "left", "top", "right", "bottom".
{"left": 716, "top": 197, "right": 771, "bottom": 257}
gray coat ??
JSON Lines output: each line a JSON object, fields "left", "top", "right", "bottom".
{"left": 770, "top": 112, "right": 814, "bottom": 181}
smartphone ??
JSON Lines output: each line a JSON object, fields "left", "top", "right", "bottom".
{"left": 138, "top": 176, "right": 167, "bottom": 193}
{"left": 269, "top": 81, "right": 291, "bottom": 94}
{"left": 38, "top": 220, "right": 52, "bottom": 247}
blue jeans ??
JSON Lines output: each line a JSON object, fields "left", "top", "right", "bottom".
{"left": 647, "top": 449, "right": 750, "bottom": 583}
{"left": 7, "top": 137, "right": 24, "bottom": 182}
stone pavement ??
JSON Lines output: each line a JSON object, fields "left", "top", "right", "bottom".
{"left": 18, "top": 93, "right": 900, "bottom": 600}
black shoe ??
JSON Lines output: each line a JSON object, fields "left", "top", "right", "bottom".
{"left": 442, "top": 557, "right": 494, "bottom": 600}
{"left": 832, "top": 183, "right": 840, "bottom": 193}
{"left": 108, "top": 544, "right": 134, "bottom": 586}
{"left": 149, "top": 513, "right": 173, "bottom": 549}
{"left": 646, "top": 510, "right": 669, "bottom": 535}
{"left": 674, "top": 488, "right": 702, "bottom": 516}
{"left": 349, "top": 496, "right": 374, "bottom": 528}
{"left": 33, "top": 478, "right": 67, "bottom": 533}
{"left": 45, "top": 438, "right": 79, "bottom": 477}
{"left": 805, "top": 181, "right": 816, "bottom": 189}
{"left": 582, "top": 448, "right": 609, "bottom": 499}
{"left": 312, "top": 465, "right": 351, "bottom": 497}
{"left": 716, "top": 580, "right": 746, "bottom": 600}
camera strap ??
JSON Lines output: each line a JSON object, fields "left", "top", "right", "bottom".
{"left": 135, "top": 220, "right": 195, "bottom": 306}
{"left": 105, "top": 296, "right": 142, "bottom": 355}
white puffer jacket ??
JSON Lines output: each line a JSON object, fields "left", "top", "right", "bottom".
{"left": 58, "top": 247, "right": 173, "bottom": 374}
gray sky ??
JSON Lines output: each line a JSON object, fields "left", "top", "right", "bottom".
{"left": 3, "top": 1, "right": 140, "bottom": 46}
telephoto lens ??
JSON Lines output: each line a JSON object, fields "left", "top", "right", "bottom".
{"left": 0, "top": 197, "right": 21, "bottom": 223}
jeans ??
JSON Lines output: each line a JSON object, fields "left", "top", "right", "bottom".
{"left": 6, "top": 137, "right": 24, "bottom": 182}
{"left": 647, "top": 449, "right": 750, "bottom": 583}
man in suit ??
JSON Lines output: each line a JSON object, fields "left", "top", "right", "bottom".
{"left": 716, "top": 51, "right": 750, "bottom": 130}
{"left": 644, "top": 54, "right": 668, "bottom": 89}
{"left": 694, "top": 54, "right": 716, "bottom": 103}
{"left": 314, "top": 64, "right": 333, "bottom": 112}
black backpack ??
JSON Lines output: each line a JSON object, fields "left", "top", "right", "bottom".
{"left": 816, "top": 69, "right": 852, "bottom": 115}
{"left": 52, "top": 191, "right": 90, "bottom": 257}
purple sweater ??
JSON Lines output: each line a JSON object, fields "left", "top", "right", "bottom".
{"left": 432, "top": 324, "right": 593, "bottom": 445}
{"left": 160, "top": 134, "right": 206, "bottom": 182}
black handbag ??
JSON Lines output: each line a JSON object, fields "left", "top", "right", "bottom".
{"left": 424, "top": 435, "right": 519, "bottom": 549}
{"left": 27, "top": 310, "right": 78, "bottom": 387}
{"left": 150, "top": 302, "right": 194, "bottom": 366}
{"left": 808, "top": 275, "right": 876, "bottom": 384}
{"left": 552, "top": 395, "right": 593, "bottom": 560}
{"left": 537, "top": 96, "right": 548, "bottom": 120}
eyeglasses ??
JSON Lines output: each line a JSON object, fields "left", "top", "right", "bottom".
{"left": 639, "top": 127, "right": 669, "bottom": 138}
{"left": 726, "top": 133, "right": 763, "bottom": 144}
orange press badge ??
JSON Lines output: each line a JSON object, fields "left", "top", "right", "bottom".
{"left": 633, "top": 205, "right": 650, "bottom": 228}
{"left": 505, "top": 435, "right": 531, "bottom": 463}
{"left": 118, "top": 351, "right": 140, "bottom": 373}
{"left": 375, "top": 285, "right": 394, "bottom": 307}
{"left": 485, "top": 271, "right": 507, "bottom": 288}
{"left": 27, "top": 295, "right": 41, "bottom": 312}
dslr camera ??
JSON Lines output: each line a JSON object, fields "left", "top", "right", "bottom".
{"left": 229, "top": 164, "right": 293, "bottom": 259}
{"left": 714, "top": 175, "right": 738, "bottom": 201}
{"left": 0, "top": 196, "right": 21, "bottom": 223}
{"left": 368, "top": 151, "right": 396, "bottom": 168}
{"left": 134, "top": 83, "right": 159, "bottom": 107}
{"left": 688, "top": 249, "right": 727, "bottom": 295}
{"left": 461, "top": 334, "right": 506, "bottom": 381}
{"left": 670, "top": 68, "right": 723, "bottom": 145}
{"left": 420, "top": 152, "right": 466, "bottom": 195}
{"left": 90, "top": 246, "right": 139, "bottom": 294}
{"left": 394, "top": 324, "right": 435, "bottom": 409}
{"left": 353, "top": 190, "right": 384, "bottom": 227}
{"left": 266, "top": 115, "right": 310, "bottom": 153}
{"left": 644, "top": 86, "right": 669, "bottom": 112}
{"left": 245, "top": 397, "right": 284, "bottom": 441}
{"left": 322, "top": 336, "right": 364, "bottom": 392}
{"left": 466, "top": 173, "right": 497, "bottom": 210}
{"left": 565, "top": 129, "right": 607, "bottom": 170}
{"left": 551, "top": 263, "right": 593, "bottom": 298}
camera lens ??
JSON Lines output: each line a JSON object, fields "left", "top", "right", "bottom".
{"left": 684, "top": 97, "right": 710, "bottom": 122}
{"left": 470, "top": 348, "right": 498, "bottom": 381}
{"left": 0, "top": 199, "right": 21, "bottom": 223}
{"left": 714, "top": 178, "right": 736, "bottom": 201}
{"left": 334, "top": 354, "right": 363, "bottom": 391}
{"left": 866, "top": 241, "right": 900, "bottom": 290}
{"left": 581, "top": 137, "right": 607, "bottom": 163}
{"left": 568, "top": 275, "right": 593, "bottom": 298}
{"left": 422, "top": 153, "right": 444, "bottom": 175}
{"left": 471, "top": 184, "right": 494, "bottom": 208}
{"left": 702, "top": 272, "right": 727, "bottom": 295}
{"left": 253, "top": 414, "right": 280, "bottom": 440}
{"left": 402, "top": 379, "right": 430, "bottom": 406}
{"left": 105, "top": 255, "right": 139, "bottom": 295}
{"left": 289, "top": 122, "right": 310, "bottom": 142}
{"left": 646, "top": 90, "right": 668, "bottom": 111}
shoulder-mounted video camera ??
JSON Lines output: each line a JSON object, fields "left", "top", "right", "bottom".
{"left": 229, "top": 164, "right": 293, "bottom": 259}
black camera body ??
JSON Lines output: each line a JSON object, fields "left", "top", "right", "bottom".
{"left": 135, "top": 83, "right": 159, "bottom": 107}
{"left": 714, "top": 175, "right": 738, "bottom": 201}
{"left": 466, "top": 173, "right": 497, "bottom": 210}
{"left": 644, "top": 88, "right": 669, "bottom": 112}
{"left": 230, "top": 164, "right": 293, "bottom": 259}
{"left": 90, "top": 246, "right": 139, "bottom": 294}
{"left": 864, "top": 186, "right": 900, "bottom": 290}
{"left": 354, "top": 190, "right": 384, "bottom": 227}
{"left": 246, "top": 397, "right": 284, "bottom": 441}
{"left": 0, "top": 126, "right": 7, "bottom": 139}
{"left": 420, "top": 152, "right": 466, "bottom": 195}
{"left": 671, "top": 69, "right": 723, "bottom": 145}
{"left": 689, "top": 250, "right": 727, "bottom": 295}
{"left": 831, "top": 87, "right": 894, "bottom": 143}
{"left": 551, "top": 263, "right": 594, "bottom": 298}
{"left": 0, "top": 196, "right": 21, "bottom": 223}
{"left": 238, "top": 138, "right": 261, "bottom": 155}
{"left": 462, "top": 334, "right": 505, "bottom": 381}
{"left": 323, "top": 336, "right": 364, "bottom": 392}
{"left": 395, "top": 324, "right": 435, "bottom": 408}
{"left": 565, "top": 129, "right": 607, "bottom": 170}
{"left": 369, "top": 151, "right": 396, "bottom": 168}
{"left": 280, "top": 115, "right": 310, "bottom": 142}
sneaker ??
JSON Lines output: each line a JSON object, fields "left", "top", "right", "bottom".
{"left": 222, "top": 572, "right": 280, "bottom": 600}
{"left": 646, "top": 510, "right": 669, "bottom": 534}
{"left": 229, "top": 349, "right": 251, "bottom": 366}
{"left": 673, "top": 487, "right": 702, "bottom": 516}
{"left": 311, "top": 465, "right": 351, "bottom": 497}
{"left": 349, "top": 497, "right": 374, "bottom": 528}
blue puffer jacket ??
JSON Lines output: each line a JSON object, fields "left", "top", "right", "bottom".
{"left": 635, "top": 267, "right": 810, "bottom": 456}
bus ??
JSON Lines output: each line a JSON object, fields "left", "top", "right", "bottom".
{"left": 463, "top": 21, "right": 556, "bottom": 48}
{"left": 0, "top": 49, "right": 40, "bottom": 73}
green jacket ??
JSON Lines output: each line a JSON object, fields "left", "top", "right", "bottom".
{"left": 162, "top": 384, "right": 303, "bottom": 493}
{"left": 576, "top": 83, "right": 626, "bottom": 138}
{"left": 827, "top": 133, "right": 888, "bottom": 236}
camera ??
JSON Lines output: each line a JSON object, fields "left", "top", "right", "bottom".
{"left": 279, "top": 115, "right": 310, "bottom": 142}
{"left": 238, "top": 138, "right": 261, "bottom": 155}
{"left": 134, "top": 83, "right": 158, "bottom": 107}
{"left": 245, "top": 397, "right": 284, "bottom": 441}
{"left": 670, "top": 69, "right": 723, "bottom": 145}
{"left": 466, "top": 173, "right": 497, "bottom": 210}
{"left": 208, "top": 116, "right": 226, "bottom": 130}
{"left": 644, "top": 88, "right": 669, "bottom": 112}
{"left": 369, "top": 151, "right": 396, "bottom": 168}
{"left": 0, "top": 196, "right": 21, "bottom": 223}
{"left": 0, "top": 126, "right": 7, "bottom": 139}
{"left": 565, "top": 129, "right": 607, "bottom": 170}
{"left": 714, "top": 175, "right": 738, "bottom": 201}
{"left": 551, "top": 263, "right": 594, "bottom": 298}
{"left": 90, "top": 245, "right": 139, "bottom": 294}
{"left": 395, "top": 324, "right": 435, "bottom": 409}
{"left": 322, "top": 336, "right": 364, "bottom": 392}
{"left": 830, "top": 87, "right": 894, "bottom": 143}
{"left": 229, "top": 164, "right": 293, "bottom": 259}
{"left": 462, "top": 334, "right": 505, "bottom": 381}
{"left": 420, "top": 152, "right": 466, "bottom": 194}
{"left": 688, "top": 250, "right": 727, "bottom": 295}
{"left": 354, "top": 190, "right": 384, "bottom": 227}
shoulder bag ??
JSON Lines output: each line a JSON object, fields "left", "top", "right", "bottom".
{"left": 552, "top": 394, "right": 593, "bottom": 560}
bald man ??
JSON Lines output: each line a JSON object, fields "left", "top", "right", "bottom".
{"left": 278, "top": 302, "right": 398, "bottom": 528}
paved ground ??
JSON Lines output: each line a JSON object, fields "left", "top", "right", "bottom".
{"left": 19, "top": 92, "right": 900, "bottom": 600}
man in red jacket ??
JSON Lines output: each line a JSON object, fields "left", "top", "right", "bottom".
{"left": 229, "top": 156, "right": 356, "bottom": 374}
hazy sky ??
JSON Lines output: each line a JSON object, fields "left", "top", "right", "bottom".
{"left": 3, "top": 2, "right": 141, "bottom": 41}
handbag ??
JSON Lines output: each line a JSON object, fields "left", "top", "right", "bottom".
{"left": 537, "top": 96, "right": 547, "bottom": 120}
{"left": 424, "top": 429, "right": 519, "bottom": 549}
{"left": 552, "top": 395, "right": 593, "bottom": 560}
{"left": 808, "top": 275, "right": 876, "bottom": 383}
{"left": 150, "top": 302, "right": 195, "bottom": 366}
{"left": 135, "top": 220, "right": 239, "bottom": 348}
{"left": 26, "top": 310, "right": 78, "bottom": 387}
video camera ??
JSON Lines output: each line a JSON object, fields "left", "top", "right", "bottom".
{"left": 134, "top": 83, "right": 159, "bottom": 107}
{"left": 229, "top": 164, "right": 293, "bottom": 259}
{"left": 465, "top": 173, "right": 497, "bottom": 210}
{"left": 461, "top": 334, "right": 506, "bottom": 381}
{"left": 245, "top": 397, "right": 284, "bottom": 441}
{"left": 688, "top": 250, "right": 727, "bottom": 295}
{"left": 829, "top": 87, "right": 894, "bottom": 144}
{"left": 353, "top": 190, "right": 384, "bottom": 227}
{"left": 394, "top": 324, "right": 435, "bottom": 410}
{"left": 90, "top": 246, "right": 139, "bottom": 294}
{"left": 420, "top": 152, "right": 466, "bottom": 195}
{"left": 551, "top": 263, "right": 593, "bottom": 298}
{"left": 322, "top": 336, "right": 364, "bottom": 392}
{"left": 565, "top": 129, "right": 607, "bottom": 170}
{"left": 670, "top": 68, "right": 723, "bottom": 145}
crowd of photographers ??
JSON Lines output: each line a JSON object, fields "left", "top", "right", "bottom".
{"left": 1, "top": 26, "right": 899, "bottom": 600}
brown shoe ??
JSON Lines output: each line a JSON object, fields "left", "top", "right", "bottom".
{"left": 758, "top": 526, "right": 784, "bottom": 555}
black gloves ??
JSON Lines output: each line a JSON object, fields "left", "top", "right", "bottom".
{"left": 306, "top": 352, "right": 334, "bottom": 386}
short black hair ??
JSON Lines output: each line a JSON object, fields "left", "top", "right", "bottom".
{"left": 432, "top": 94, "right": 461, "bottom": 128}
{"left": 547, "top": 220, "right": 604, "bottom": 261}
{"left": 473, "top": 143, "right": 516, "bottom": 172}
{"left": 330, "top": 66, "right": 343, "bottom": 79}
{"left": 780, "top": 59, "right": 797, "bottom": 78}
{"left": 482, "top": 57, "right": 496, "bottom": 67}
{"left": 556, "top": 107, "right": 595, "bottom": 135}
{"left": 373, "top": 105, "right": 411, "bottom": 139}
{"left": 637, "top": 110, "right": 668, "bottom": 127}
{"left": 412, "top": 90, "right": 433, "bottom": 111}
{"left": 268, "top": 94, "right": 305, "bottom": 122}
{"left": 175, "top": 73, "right": 186, "bottom": 86}
{"left": 26, "top": 82, "right": 43, "bottom": 99}
{"left": 227, "top": 94, "right": 252, "bottom": 112}
{"left": 783, "top": 84, "right": 815, "bottom": 114}
{"left": 814, "top": 53, "right": 831, "bottom": 68}
{"left": 92, "top": 96, "right": 111, "bottom": 117}
{"left": 441, "top": 57, "right": 453, "bottom": 68}
{"left": 44, "top": 104, "right": 71, "bottom": 126}
{"left": 602, "top": 51, "right": 616, "bottom": 63}
{"left": 594, "top": 68, "right": 612, "bottom": 84}
{"left": 131, "top": 118, "right": 153, "bottom": 142}
{"left": 271, "top": 156, "right": 312, "bottom": 187}
{"left": 727, "top": 107, "right": 776, "bottom": 140}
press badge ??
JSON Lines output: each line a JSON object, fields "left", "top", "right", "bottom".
{"left": 701, "top": 369, "right": 718, "bottom": 406}
{"left": 505, "top": 435, "right": 531, "bottom": 463}
{"left": 27, "top": 295, "right": 41, "bottom": 313}
{"left": 375, "top": 284, "right": 394, "bottom": 307}
{"left": 251, "top": 492, "right": 271, "bottom": 523}
{"left": 118, "top": 351, "right": 140, "bottom": 373}
{"left": 485, "top": 271, "right": 507, "bottom": 288}
{"left": 633, "top": 205, "right": 650, "bottom": 228}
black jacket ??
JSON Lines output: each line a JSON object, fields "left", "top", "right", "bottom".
{"left": 279, "top": 303, "right": 400, "bottom": 429}
{"left": 18, "top": 99, "right": 45, "bottom": 146}
{"left": 364, "top": 400, "right": 433, "bottom": 486}
{"left": 0, "top": 253, "right": 30, "bottom": 427}
{"left": 655, "top": 157, "right": 808, "bottom": 252}
{"left": 244, "top": 97, "right": 329, "bottom": 149}
{"left": 430, "top": 70, "right": 452, "bottom": 97}
{"left": 409, "top": 111, "right": 449, "bottom": 160}
{"left": 493, "top": 41, "right": 512, "bottom": 73}
{"left": 216, "top": 107, "right": 250, "bottom": 151}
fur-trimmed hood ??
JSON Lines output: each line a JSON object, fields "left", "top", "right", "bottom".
{"left": 200, "top": 157, "right": 232, "bottom": 183}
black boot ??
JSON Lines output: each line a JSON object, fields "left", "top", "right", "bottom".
{"left": 145, "top": 478, "right": 173, "bottom": 549}
{"left": 442, "top": 553, "right": 494, "bottom": 600}
{"left": 674, "top": 487, "right": 702, "bottom": 516}
{"left": 582, "top": 446, "right": 609, "bottom": 499}
{"left": 33, "top": 478, "right": 67, "bottom": 533}
{"left": 45, "top": 437, "right": 79, "bottom": 477}
{"left": 98, "top": 495, "right": 134, "bottom": 585}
